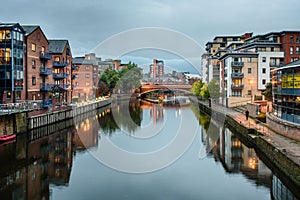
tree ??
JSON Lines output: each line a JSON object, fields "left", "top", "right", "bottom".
{"left": 200, "top": 84, "right": 210, "bottom": 99}
{"left": 100, "top": 68, "right": 120, "bottom": 93}
{"left": 262, "top": 82, "right": 272, "bottom": 101}
{"left": 117, "top": 62, "right": 142, "bottom": 93}
{"left": 207, "top": 79, "right": 220, "bottom": 99}
{"left": 191, "top": 80, "right": 204, "bottom": 96}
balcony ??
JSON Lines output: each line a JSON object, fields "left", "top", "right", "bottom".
{"left": 231, "top": 72, "right": 244, "bottom": 79}
{"left": 269, "top": 62, "right": 284, "bottom": 68}
{"left": 53, "top": 72, "right": 69, "bottom": 79}
{"left": 40, "top": 83, "right": 54, "bottom": 92}
{"left": 231, "top": 61, "right": 244, "bottom": 67}
{"left": 40, "top": 51, "right": 52, "bottom": 60}
{"left": 42, "top": 99, "right": 52, "bottom": 108}
{"left": 40, "top": 66, "right": 52, "bottom": 76}
{"left": 52, "top": 61, "right": 68, "bottom": 68}
{"left": 72, "top": 74, "right": 78, "bottom": 80}
{"left": 231, "top": 84, "right": 244, "bottom": 90}
{"left": 72, "top": 65, "right": 79, "bottom": 70}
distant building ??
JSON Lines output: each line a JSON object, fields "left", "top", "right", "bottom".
{"left": 149, "top": 59, "right": 164, "bottom": 80}
{"left": 0, "top": 23, "right": 25, "bottom": 104}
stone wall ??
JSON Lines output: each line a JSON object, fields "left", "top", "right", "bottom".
{"left": 267, "top": 113, "right": 300, "bottom": 141}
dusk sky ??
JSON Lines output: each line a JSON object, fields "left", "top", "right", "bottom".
{"left": 1, "top": 0, "right": 299, "bottom": 73}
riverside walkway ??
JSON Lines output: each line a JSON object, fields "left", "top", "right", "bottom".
{"left": 203, "top": 100, "right": 300, "bottom": 168}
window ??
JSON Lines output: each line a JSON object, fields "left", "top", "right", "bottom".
{"left": 248, "top": 68, "right": 252, "bottom": 74}
{"left": 296, "top": 46, "right": 299, "bottom": 55}
{"left": 290, "top": 36, "right": 294, "bottom": 44}
{"left": 290, "top": 47, "right": 294, "bottom": 55}
{"left": 32, "top": 60, "right": 36, "bottom": 69}
{"left": 262, "top": 79, "right": 266, "bottom": 85}
{"left": 262, "top": 57, "right": 266, "bottom": 62}
{"left": 16, "top": 91, "right": 21, "bottom": 100}
{"left": 32, "top": 94, "right": 36, "bottom": 100}
{"left": 247, "top": 57, "right": 252, "bottom": 62}
{"left": 262, "top": 68, "right": 266, "bottom": 74}
{"left": 271, "top": 47, "right": 274, "bottom": 52}
{"left": 55, "top": 56, "right": 60, "bottom": 61}
{"left": 31, "top": 43, "right": 36, "bottom": 51}
{"left": 6, "top": 91, "right": 11, "bottom": 99}
{"left": 248, "top": 90, "right": 252, "bottom": 95}
{"left": 32, "top": 77, "right": 36, "bottom": 85}
{"left": 86, "top": 74, "right": 90, "bottom": 78}
{"left": 296, "top": 36, "right": 300, "bottom": 44}
{"left": 41, "top": 46, "right": 45, "bottom": 52}
{"left": 86, "top": 82, "right": 90, "bottom": 86}
{"left": 86, "top": 66, "right": 90, "bottom": 70}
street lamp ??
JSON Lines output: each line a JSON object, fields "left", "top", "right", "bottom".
{"left": 249, "top": 79, "right": 253, "bottom": 102}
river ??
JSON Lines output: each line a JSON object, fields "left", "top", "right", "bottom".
{"left": 0, "top": 99, "right": 298, "bottom": 200}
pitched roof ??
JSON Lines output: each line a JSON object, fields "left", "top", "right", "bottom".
{"left": 21, "top": 25, "right": 39, "bottom": 36}
{"left": 49, "top": 40, "right": 68, "bottom": 53}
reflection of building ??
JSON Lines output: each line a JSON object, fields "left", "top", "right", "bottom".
{"left": 150, "top": 104, "right": 164, "bottom": 124}
{"left": 73, "top": 118, "right": 98, "bottom": 150}
{"left": 0, "top": 23, "right": 25, "bottom": 104}
{"left": 271, "top": 176, "right": 299, "bottom": 200}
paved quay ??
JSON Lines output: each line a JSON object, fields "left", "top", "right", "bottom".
{"left": 199, "top": 100, "right": 300, "bottom": 167}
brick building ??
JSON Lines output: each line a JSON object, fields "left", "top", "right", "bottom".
{"left": 22, "top": 25, "right": 52, "bottom": 106}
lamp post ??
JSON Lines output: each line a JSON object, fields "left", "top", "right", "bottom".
{"left": 249, "top": 79, "right": 253, "bottom": 102}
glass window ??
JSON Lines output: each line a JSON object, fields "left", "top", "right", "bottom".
{"left": 86, "top": 74, "right": 90, "bottom": 78}
{"left": 31, "top": 44, "right": 36, "bottom": 51}
{"left": 248, "top": 68, "right": 252, "bottom": 74}
{"left": 262, "top": 79, "right": 266, "bottom": 85}
{"left": 290, "top": 36, "right": 294, "bottom": 44}
{"left": 86, "top": 66, "right": 90, "bottom": 70}
{"left": 262, "top": 68, "right": 266, "bottom": 74}
{"left": 290, "top": 46, "right": 294, "bottom": 55}
{"left": 296, "top": 36, "right": 300, "bottom": 44}
{"left": 55, "top": 56, "right": 60, "bottom": 61}
{"left": 7, "top": 91, "right": 11, "bottom": 99}
{"left": 262, "top": 57, "right": 266, "bottom": 62}
{"left": 16, "top": 91, "right": 21, "bottom": 100}
{"left": 296, "top": 46, "right": 299, "bottom": 55}
{"left": 32, "top": 77, "right": 36, "bottom": 85}
{"left": 247, "top": 57, "right": 251, "bottom": 62}
{"left": 86, "top": 82, "right": 90, "bottom": 86}
{"left": 32, "top": 60, "right": 36, "bottom": 69}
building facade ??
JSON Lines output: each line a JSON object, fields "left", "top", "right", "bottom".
{"left": 272, "top": 60, "right": 300, "bottom": 124}
{"left": 49, "top": 40, "right": 72, "bottom": 105}
{"left": 149, "top": 59, "right": 164, "bottom": 81}
{"left": 0, "top": 23, "right": 25, "bottom": 104}
{"left": 22, "top": 26, "right": 52, "bottom": 107}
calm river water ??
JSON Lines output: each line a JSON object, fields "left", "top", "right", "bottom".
{"left": 0, "top": 100, "right": 299, "bottom": 200}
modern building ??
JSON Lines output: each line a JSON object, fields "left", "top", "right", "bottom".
{"left": 22, "top": 25, "right": 52, "bottom": 107}
{"left": 272, "top": 60, "right": 300, "bottom": 124}
{"left": 49, "top": 40, "right": 72, "bottom": 105}
{"left": 149, "top": 59, "right": 164, "bottom": 80}
{"left": 0, "top": 23, "right": 25, "bottom": 104}
{"left": 219, "top": 51, "right": 259, "bottom": 107}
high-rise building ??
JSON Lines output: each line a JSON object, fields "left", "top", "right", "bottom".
{"left": 0, "top": 23, "right": 25, "bottom": 104}
{"left": 149, "top": 59, "right": 164, "bottom": 80}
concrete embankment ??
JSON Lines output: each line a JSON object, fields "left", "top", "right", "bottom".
{"left": 191, "top": 97, "right": 300, "bottom": 190}
{"left": 27, "top": 99, "right": 112, "bottom": 130}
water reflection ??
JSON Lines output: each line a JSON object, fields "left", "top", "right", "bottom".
{"left": 0, "top": 101, "right": 299, "bottom": 199}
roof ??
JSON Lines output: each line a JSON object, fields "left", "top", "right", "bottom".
{"left": 219, "top": 51, "right": 258, "bottom": 60}
{"left": 275, "top": 60, "right": 300, "bottom": 71}
{"left": 21, "top": 25, "right": 39, "bottom": 36}
{"left": 49, "top": 40, "right": 68, "bottom": 53}
{"left": 0, "top": 23, "right": 25, "bottom": 32}
{"left": 72, "top": 56, "right": 98, "bottom": 65}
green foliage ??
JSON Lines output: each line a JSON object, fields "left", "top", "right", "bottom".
{"left": 200, "top": 84, "right": 210, "bottom": 99}
{"left": 208, "top": 79, "right": 220, "bottom": 99}
{"left": 262, "top": 82, "right": 272, "bottom": 101}
{"left": 191, "top": 80, "right": 204, "bottom": 96}
{"left": 99, "top": 61, "right": 142, "bottom": 94}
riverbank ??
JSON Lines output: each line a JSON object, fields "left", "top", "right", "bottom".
{"left": 191, "top": 97, "right": 300, "bottom": 190}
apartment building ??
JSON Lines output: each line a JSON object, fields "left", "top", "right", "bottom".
{"left": 72, "top": 54, "right": 99, "bottom": 102}
{"left": 0, "top": 23, "right": 25, "bottom": 104}
{"left": 149, "top": 59, "right": 164, "bottom": 80}
{"left": 49, "top": 40, "right": 72, "bottom": 105}
{"left": 219, "top": 51, "right": 258, "bottom": 107}
{"left": 22, "top": 25, "right": 52, "bottom": 107}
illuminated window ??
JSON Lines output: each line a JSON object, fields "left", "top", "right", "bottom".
{"left": 290, "top": 47, "right": 294, "bottom": 55}
{"left": 86, "top": 82, "right": 90, "bottom": 86}
{"left": 31, "top": 43, "right": 36, "bottom": 51}
{"left": 55, "top": 56, "right": 60, "bottom": 61}
{"left": 7, "top": 91, "right": 11, "bottom": 99}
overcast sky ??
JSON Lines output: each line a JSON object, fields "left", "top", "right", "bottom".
{"left": 1, "top": 0, "right": 300, "bottom": 73}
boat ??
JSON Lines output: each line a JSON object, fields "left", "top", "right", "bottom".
{"left": 0, "top": 134, "right": 16, "bottom": 143}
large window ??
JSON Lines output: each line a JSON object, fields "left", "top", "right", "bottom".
{"left": 31, "top": 43, "right": 36, "bottom": 52}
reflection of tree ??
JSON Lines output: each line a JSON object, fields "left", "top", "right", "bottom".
{"left": 98, "top": 100, "right": 142, "bottom": 135}
{"left": 190, "top": 103, "right": 210, "bottom": 131}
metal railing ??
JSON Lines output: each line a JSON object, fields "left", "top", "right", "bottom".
{"left": 0, "top": 100, "right": 43, "bottom": 114}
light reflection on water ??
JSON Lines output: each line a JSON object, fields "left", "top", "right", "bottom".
{"left": 0, "top": 100, "right": 298, "bottom": 200}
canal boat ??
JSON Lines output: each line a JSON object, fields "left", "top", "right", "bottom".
{"left": 0, "top": 134, "right": 16, "bottom": 143}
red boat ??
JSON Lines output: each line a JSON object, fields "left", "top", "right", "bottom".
{"left": 0, "top": 134, "right": 16, "bottom": 143}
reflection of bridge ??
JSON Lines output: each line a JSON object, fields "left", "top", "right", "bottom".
{"left": 139, "top": 84, "right": 191, "bottom": 94}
